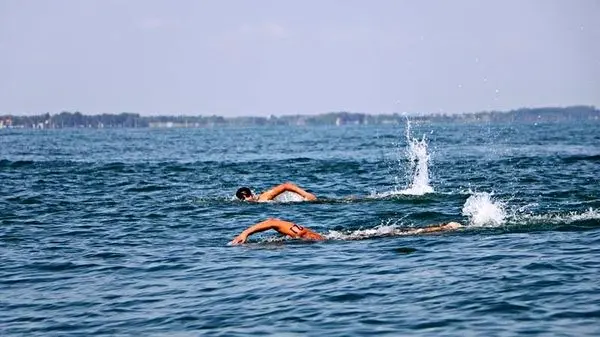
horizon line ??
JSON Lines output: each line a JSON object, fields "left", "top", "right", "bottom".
{"left": 1, "top": 104, "right": 597, "bottom": 118}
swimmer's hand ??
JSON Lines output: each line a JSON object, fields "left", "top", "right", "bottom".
{"left": 229, "top": 233, "right": 248, "bottom": 245}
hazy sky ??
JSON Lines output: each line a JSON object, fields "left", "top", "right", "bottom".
{"left": 1, "top": 0, "right": 598, "bottom": 116}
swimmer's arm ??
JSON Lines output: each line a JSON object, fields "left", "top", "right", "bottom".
{"left": 417, "top": 222, "right": 463, "bottom": 234}
{"left": 257, "top": 182, "right": 317, "bottom": 201}
{"left": 230, "top": 218, "right": 306, "bottom": 245}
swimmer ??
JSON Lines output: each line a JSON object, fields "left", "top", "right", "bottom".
{"left": 229, "top": 218, "right": 462, "bottom": 245}
{"left": 235, "top": 182, "right": 317, "bottom": 202}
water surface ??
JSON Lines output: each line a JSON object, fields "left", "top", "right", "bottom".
{"left": 1, "top": 122, "right": 599, "bottom": 336}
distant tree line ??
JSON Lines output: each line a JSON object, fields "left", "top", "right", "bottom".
{"left": 0, "top": 112, "right": 145, "bottom": 128}
{"left": 1, "top": 106, "right": 598, "bottom": 129}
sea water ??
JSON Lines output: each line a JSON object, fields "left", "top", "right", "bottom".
{"left": 1, "top": 122, "right": 599, "bottom": 336}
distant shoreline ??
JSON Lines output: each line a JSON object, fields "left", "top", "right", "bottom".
{"left": 1, "top": 106, "right": 598, "bottom": 129}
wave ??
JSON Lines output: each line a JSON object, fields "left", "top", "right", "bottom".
{"left": 0, "top": 159, "right": 36, "bottom": 168}
{"left": 0, "top": 158, "right": 366, "bottom": 171}
{"left": 561, "top": 154, "right": 600, "bottom": 164}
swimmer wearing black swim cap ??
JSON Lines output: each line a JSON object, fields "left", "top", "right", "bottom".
{"left": 235, "top": 182, "right": 317, "bottom": 202}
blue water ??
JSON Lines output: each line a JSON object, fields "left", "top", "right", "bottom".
{"left": 1, "top": 122, "right": 599, "bottom": 336}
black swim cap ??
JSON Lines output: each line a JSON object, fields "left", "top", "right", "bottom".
{"left": 236, "top": 187, "right": 252, "bottom": 200}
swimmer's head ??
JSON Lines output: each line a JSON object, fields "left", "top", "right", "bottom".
{"left": 236, "top": 187, "right": 254, "bottom": 201}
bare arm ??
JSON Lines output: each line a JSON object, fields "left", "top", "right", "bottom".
{"left": 229, "top": 218, "right": 324, "bottom": 245}
{"left": 414, "top": 222, "right": 462, "bottom": 234}
{"left": 257, "top": 182, "right": 317, "bottom": 201}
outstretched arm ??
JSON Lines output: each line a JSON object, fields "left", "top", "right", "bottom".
{"left": 414, "top": 221, "right": 462, "bottom": 234}
{"left": 229, "top": 218, "right": 324, "bottom": 245}
{"left": 257, "top": 182, "right": 317, "bottom": 201}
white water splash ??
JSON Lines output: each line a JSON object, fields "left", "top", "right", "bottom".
{"left": 376, "top": 119, "right": 434, "bottom": 197}
{"left": 272, "top": 191, "right": 305, "bottom": 202}
{"left": 462, "top": 192, "right": 506, "bottom": 227}
{"left": 401, "top": 129, "right": 434, "bottom": 195}
{"left": 325, "top": 220, "right": 399, "bottom": 240}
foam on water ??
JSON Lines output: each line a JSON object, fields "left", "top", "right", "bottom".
{"left": 462, "top": 192, "right": 507, "bottom": 227}
{"left": 325, "top": 218, "right": 434, "bottom": 240}
{"left": 513, "top": 207, "right": 600, "bottom": 226}
{"left": 326, "top": 226, "right": 396, "bottom": 241}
